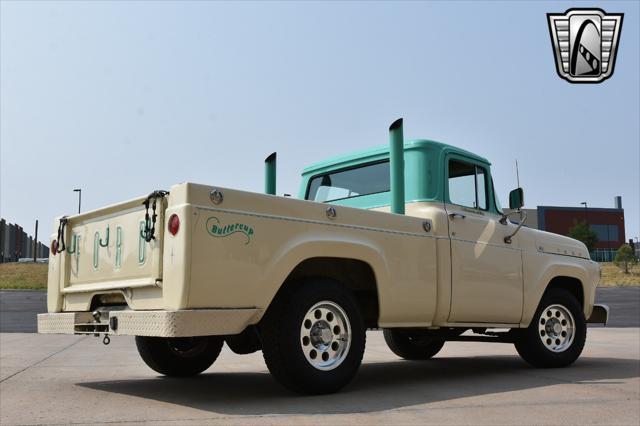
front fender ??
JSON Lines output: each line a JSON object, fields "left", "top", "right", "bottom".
{"left": 522, "top": 254, "right": 598, "bottom": 326}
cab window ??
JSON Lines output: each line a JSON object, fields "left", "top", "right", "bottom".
{"left": 448, "top": 159, "right": 487, "bottom": 210}
{"left": 306, "top": 161, "right": 390, "bottom": 202}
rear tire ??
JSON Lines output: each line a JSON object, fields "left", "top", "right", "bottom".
{"left": 261, "top": 279, "right": 366, "bottom": 394}
{"left": 383, "top": 329, "right": 445, "bottom": 360}
{"left": 514, "top": 288, "right": 586, "bottom": 368}
{"left": 226, "top": 326, "right": 261, "bottom": 355}
{"left": 135, "top": 335, "right": 224, "bottom": 376}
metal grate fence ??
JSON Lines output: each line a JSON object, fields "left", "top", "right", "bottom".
{"left": 590, "top": 248, "right": 618, "bottom": 262}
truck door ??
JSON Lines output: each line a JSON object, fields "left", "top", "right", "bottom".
{"left": 444, "top": 156, "right": 523, "bottom": 324}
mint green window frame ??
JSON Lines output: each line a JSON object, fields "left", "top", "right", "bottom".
{"left": 445, "top": 154, "right": 499, "bottom": 215}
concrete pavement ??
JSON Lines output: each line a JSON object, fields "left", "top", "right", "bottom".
{"left": 0, "top": 291, "right": 46, "bottom": 333}
{"left": 592, "top": 286, "right": 640, "bottom": 327}
{"left": 1, "top": 329, "right": 638, "bottom": 425}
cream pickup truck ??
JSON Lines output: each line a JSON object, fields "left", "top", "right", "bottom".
{"left": 38, "top": 119, "right": 608, "bottom": 394}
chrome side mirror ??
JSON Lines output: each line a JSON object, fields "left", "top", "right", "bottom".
{"left": 500, "top": 209, "right": 523, "bottom": 225}
{"left": 501, "top": 210, "right": 528, "bottom": 244}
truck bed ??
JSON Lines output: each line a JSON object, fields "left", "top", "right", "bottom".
{"left": 44, "top": 182, "right": 448, "bottom": 330}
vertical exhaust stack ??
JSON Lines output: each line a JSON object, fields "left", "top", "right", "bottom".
{"left": 265, "top": 152, "right": 277, "bottom": 195}
{"left": 389, "top": 118, "right": 405, "bottom": 215}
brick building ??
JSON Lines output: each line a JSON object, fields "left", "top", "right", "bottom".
{"left": 537, "top": 197, "right": 625, "bottom": 261}
{"left": 0, "top": 218, "right": 49, "bottom": 262}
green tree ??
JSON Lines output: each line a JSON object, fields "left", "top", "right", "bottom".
{"left": 568, "top": 220, "right": 598, "bottom": 253}
{"left": 614, "top": 244, "right": 638, "bottom": 274}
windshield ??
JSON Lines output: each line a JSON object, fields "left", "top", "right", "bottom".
{"left": 306, "top": 161, "right": 390, "bottom": 202}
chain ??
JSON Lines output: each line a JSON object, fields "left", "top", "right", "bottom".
{"left": 141, "top": 190, "right": 169, "bottom": 242}
{"left": 54, "top": 216, "right": 68, "bottom": 255}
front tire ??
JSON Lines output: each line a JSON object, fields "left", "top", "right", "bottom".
{"left": 135, "top": 335, "right": 224, "bottom": 376}
{"left": 514, "top": 288, "right": 586, "bottom": 368}
{"left": 383, "top": 329, "right": 445, "bottom": 360}
{"left": 260, "top": 279, "right": 366, "bottom": 394}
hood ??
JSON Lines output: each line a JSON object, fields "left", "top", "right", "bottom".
{"left": 534, "top": 230, "right": 590, "bottom": 260}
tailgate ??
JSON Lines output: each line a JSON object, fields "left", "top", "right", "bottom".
{"left": 56, "top": 195, "right": 166, "bottom": 294}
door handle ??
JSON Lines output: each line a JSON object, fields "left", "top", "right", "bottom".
{"left": 448, "top": 212, "right": 466, "bottom": 220}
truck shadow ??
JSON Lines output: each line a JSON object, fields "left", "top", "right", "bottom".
{"left": 78, "top": 355, "right": 640, "bottom": 415}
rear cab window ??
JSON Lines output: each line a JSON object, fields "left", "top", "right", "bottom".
{"left": 306, "top": 161, "right": 390, "bottom": 203}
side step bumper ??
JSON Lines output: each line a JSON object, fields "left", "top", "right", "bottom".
{"left": 37, "top": 308, "right": 263, "bottom": 337}
{"left": 587, "top": 304, "right": 609, "bottom": 326}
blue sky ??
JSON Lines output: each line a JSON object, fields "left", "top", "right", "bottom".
{"left": 1, "top": 1, "right": 638, "bottom": 242}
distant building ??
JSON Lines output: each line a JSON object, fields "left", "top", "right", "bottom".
{"left": 631, "top": 240, "right": 640, "bottom": 259}
{"left": 538, "top": 197, "right": 625, "bottom": 262}
{"left": 0, "top": 218, "right": 49, "bottom": 263}
{"left": 507, "top": 196, "right": 626, "bottom": 262}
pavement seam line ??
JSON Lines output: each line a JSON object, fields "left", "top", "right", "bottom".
{"left": 0, "top": 336, "right": 88, "bottom": 384}
{"left": 6, "top": 413, "right": 299, "bottom": 426}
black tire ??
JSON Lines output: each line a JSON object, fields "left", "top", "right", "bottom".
{"left": 135, "top": 335, "right": 224, "bottom": 376}
{"left": 514, "top": 288, "right": 586, "bottom": 368}
{"left": 383, "top": 329, "right": 445, "bottom": 360}
{"left": 260, "top": 279, "right": 366, "bottom": 394}
{"left": 226, "top": 326, "right": 262, "bottom": 355}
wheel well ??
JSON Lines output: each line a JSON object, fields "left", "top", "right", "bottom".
{"left": 275, "top": 257, "right": 380, "bottom": 328}
{"left": 545, "top": 276, "right": 584, "bottom": 307}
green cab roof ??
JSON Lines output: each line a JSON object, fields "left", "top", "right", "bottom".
{"left": 301, "top": 139, "right": 490, "bottom": 177}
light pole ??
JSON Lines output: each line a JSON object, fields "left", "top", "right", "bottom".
{"left": 73, "top": 189, "right": 82, "bottom": 214}
{"left": 580, "top": 201, "right": 591, "bottom": 259}
{"left": 33, "top": 219, "right": 38, "bottom": 262}
{"left": 580, "top": 201, "right": 588, "bottom": 224}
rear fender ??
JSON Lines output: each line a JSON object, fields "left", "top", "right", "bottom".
{"left": 259, "top": 233, "right": 390, "bottom": 320}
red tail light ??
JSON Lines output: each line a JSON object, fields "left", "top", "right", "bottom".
{"left": 51, "top": 240, "right": 58, "bottom": 255}
{"left": 168, "top": 214, "right": 180, "bottom": 236}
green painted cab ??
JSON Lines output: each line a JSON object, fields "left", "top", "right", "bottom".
{"left": 299, "top": 140, "right": 502, "bottom": 215}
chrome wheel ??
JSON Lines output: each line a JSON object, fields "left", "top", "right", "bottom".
{"left": 538, "top": 304, "right": 575, "bottom": 353}
{"left": 300, "top": 301, "right": 351, "bottom": 371}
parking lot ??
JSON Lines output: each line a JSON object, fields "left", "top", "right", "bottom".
{"left": 1, "top": 289, "right": 639, "bottom": 425}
